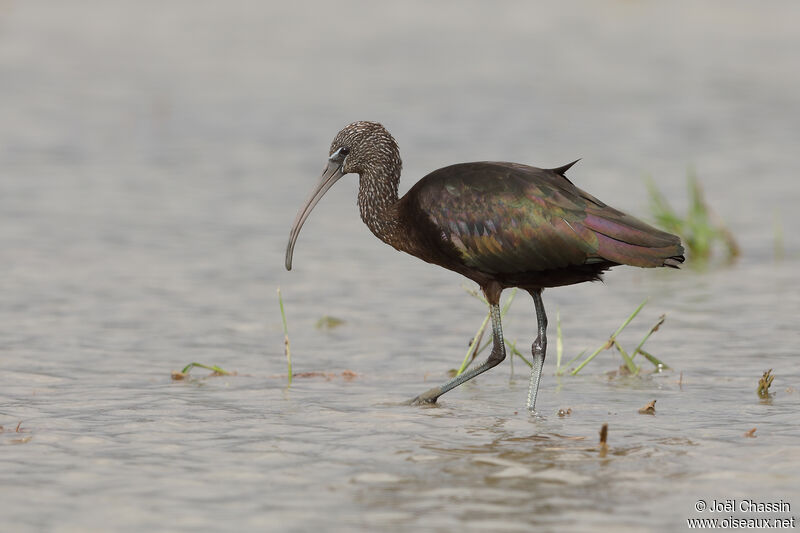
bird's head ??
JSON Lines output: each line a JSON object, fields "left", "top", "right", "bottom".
{"left": 285, "top": 121, "right": 401, "bottom": 271}
{"left": 328, "top": 121, "right": 400, "bottom": 176}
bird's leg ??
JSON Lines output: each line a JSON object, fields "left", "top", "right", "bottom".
{"left": 410, "top": 284, "right": 506, "bottom": 405}
{"left": 526, "top": 289, "right": 548, "bottom": 412}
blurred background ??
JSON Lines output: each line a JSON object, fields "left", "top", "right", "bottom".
{"left": 1, "top": 1, "right": 798, "bottom": 531}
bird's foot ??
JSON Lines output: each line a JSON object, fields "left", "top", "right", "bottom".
{"left": 406, "top": 387, "right": 441, "bottom": 406}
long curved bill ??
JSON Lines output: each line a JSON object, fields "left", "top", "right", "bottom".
{"left": 285, "top": 159, "right": 345, "bottom": 270}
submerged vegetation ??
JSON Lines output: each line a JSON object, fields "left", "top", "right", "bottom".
{"left": 171, "top": 362, "right": 235, "bottom": 380}
{"left": 647, "top": 170, "right": 740, "bottom": 265}
{"left": 315, "top": 315, "right": 346, "bottom": 330}
{"left": 566, "top": 299, "right": 668, "bottom": 376}
{"left": 757, "top": 369, "right": 774, "bottom": 399}
{"left": 455, "top": 286, "right": 527, "bottom": 375}
{"left": 278, "top": 287, "right": 293, "bottom": 385}
{"left": 456, "top": 290, "right": 670, "bottom": 378}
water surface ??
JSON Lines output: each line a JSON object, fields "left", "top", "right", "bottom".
{"left": 1, "top": 1, "right": 799, "bottom": 531}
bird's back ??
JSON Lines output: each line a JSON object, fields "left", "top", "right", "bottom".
{"left": 400, "top": 161, "right": 683, "bottom": 288}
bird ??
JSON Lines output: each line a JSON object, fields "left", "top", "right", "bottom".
{"left": 285, "top": 121, "right": 684, "bottom": 411}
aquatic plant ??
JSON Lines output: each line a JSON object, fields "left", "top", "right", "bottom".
{"left": 647, "top": 170, "right": 740, "bottom": 265}
{"left": 278, "top": 287, "right": 292, "bottom": 385}
{"left": 569, "top": 299, "right": 669, "bottom": 376}
{"left": 459, "top": 290, "right": 668, "bottom": 377}
{"left": 757, "top": 369, "right": 774, "bottom": 399}
{"left": 171, "top": 362, "right": 234, "bottom": 380}
{"left": 456, "top": 287, "right": 526, "bottom": 375}
{"left": 315, "top": 315, "right": 346, "bottom": 330}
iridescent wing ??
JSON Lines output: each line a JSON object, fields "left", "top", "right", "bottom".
{"left": 410, "top": 162, "right": 683, "bottom": 274}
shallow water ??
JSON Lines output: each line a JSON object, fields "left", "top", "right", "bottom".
{"left": 1, "top": 1, "right": 799, "bottom": 531}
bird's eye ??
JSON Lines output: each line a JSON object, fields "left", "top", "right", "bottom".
{"left": 329, "top": 146, "right": 350, "bottom": 162}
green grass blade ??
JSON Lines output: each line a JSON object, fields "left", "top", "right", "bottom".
{"left": 635, "top": 348, "right": 669, "bottom": 369}
{"left": 631, "top": 314, "right": 666, "bottom": 368}
{"left": 566, "top": 349, "right": 586, "bottom": 367}
{"left": 501, "top": 288, "right": 518, "bottom": 315}
{"left": 646, "top": 176, "right": 683, "bottom": 235}
{"left": 611, "top": 298, "right": 648, "bottom": 338}
{"left": 457, "top": 312, "right": 490, "bottom": 375}
{"left": 278, "top": 287, "right": 292, "bottom": 385}
{"left": 457, "top": 287, "right": 517, "bottom": 373}
{"left": 614, "top": 340, "right": 638, "bottom": 374}
{"left": 570, "top": 344, "right": 607, "bottom": 375}
{"left": 180, "top": 362, "right": 232, "bottom": 375}
{"left": 571, "top": 299, "right": 648, "bottom": 375}
{"left": 461, "top": 285, "right": 518, "bottom": 314}
{"left": 461, "top": 284, "right": 487, "bottom": 305}
{"left": 505, "top": 338, "right": 532, "bottom": 367}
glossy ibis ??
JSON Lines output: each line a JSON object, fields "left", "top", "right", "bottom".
{"left": 285, "top": 121, "right": 684, "bottom": 411}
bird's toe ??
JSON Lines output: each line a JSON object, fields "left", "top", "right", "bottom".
{"left": 407, "top": 387, "right": 442, "bottom": 406}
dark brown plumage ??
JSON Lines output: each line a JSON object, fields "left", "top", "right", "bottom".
{"left": 286, "top": 121, "right": 684, "bottom": 410}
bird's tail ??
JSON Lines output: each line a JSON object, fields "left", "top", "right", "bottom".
{"left": 581, "top": 203, "right": 685, "bottom": 268}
